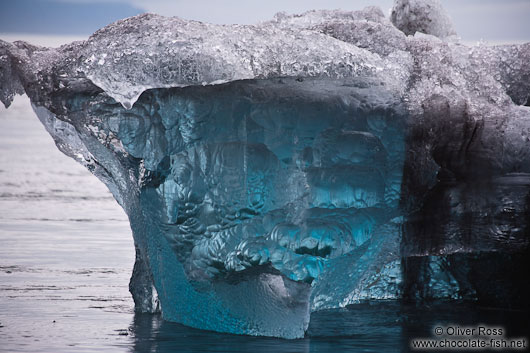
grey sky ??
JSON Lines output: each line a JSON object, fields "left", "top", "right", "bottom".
{"left": 0, "top": 0, "right": 529, "bottom": 43}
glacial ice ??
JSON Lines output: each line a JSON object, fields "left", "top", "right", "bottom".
{"left": 1, "top": 0, "right": 529, "bottom": 339}
{"left": 391, "top": 0, "right": 456, "bottom": 38}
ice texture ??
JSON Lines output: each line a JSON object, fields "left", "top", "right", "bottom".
{"left": 1, "top": 0, "right": 529, "bottom": 339}
{"left": 391, "top": 0, "right": 456, "bottom": 38}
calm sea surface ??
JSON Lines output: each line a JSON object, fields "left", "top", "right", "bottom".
{"left": 1, "top": 96, "right": 528, "bottom": 353}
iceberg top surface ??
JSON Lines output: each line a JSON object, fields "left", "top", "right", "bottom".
{"left": 0, "top": 0, "right": 528, "bottom": 110}
{"left": 1, "top": 8, "right": 396, "bottom": 108}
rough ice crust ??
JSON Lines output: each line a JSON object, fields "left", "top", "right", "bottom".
{"left": 1, "top": 0, "right": 530, "bottom": 339}
{"left": 391, "top": 0, "right": 456, "bottom": 38}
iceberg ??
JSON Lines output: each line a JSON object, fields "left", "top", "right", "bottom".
{"left": 1, "top": 0, "right": 529, "bottom": 338}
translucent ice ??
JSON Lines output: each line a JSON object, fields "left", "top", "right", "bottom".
{"left": 1, "top": 0, "right": 529, "bottom": 339}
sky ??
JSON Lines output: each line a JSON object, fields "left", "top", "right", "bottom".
{"left": 0, "top": 0, "right": 529, "bottom": 45}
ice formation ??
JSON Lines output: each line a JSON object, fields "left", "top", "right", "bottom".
{"left": 1, "top": 0, "right": 529, "bottom": 339}
{"left": 390, "top": 0, "right": 455, "bottom": 38}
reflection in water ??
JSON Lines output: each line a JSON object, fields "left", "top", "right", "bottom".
{"left": 128, "top": 303, "right": 399, "bottom": 353}
{"left": 126, "top": 301, "right": 529, "bottom": 353}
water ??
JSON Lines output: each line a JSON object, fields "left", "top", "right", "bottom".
{"left": 1, "top": 96, "right": 528, "bottom": 353}
{"left": 0, "top": 95, "right": 135, "bottom": 352}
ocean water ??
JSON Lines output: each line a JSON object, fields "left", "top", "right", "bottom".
{"left": 1, "top": 96, "right": 528, "bottom": 353}
{"left": 0, "top": 95, "right": 134, "bottom": 352}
